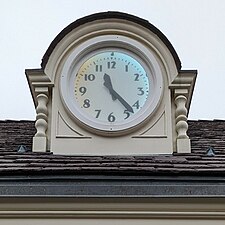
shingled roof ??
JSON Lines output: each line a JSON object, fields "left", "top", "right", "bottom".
{"left": 0, "top": 120, "right": 225, "bottom": 177}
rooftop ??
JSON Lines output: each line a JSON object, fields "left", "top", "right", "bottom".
{"left": 0, "top": 119, "right": 225, "bottom": 197}
{"left": 0, "top": 120, "right": 225, "bottom": 176}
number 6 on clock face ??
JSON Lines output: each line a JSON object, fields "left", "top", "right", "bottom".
{"left": 73, "top": 50, "right": 151, "bottom": 132}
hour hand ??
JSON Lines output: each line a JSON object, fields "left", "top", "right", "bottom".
{"left": 103, "top": 73, "right": 117, "bottom": 101}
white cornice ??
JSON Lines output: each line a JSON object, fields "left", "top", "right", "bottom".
{"left": 25, "top": 68, "right": 54, "bottom": 107}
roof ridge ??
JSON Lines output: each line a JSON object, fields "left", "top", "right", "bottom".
{"left": 188, "top": 119, "right": 225, "bottom": 122}
{"left": 1, "top": 119, "right": 225, "bottom": 122}
{"left": 0, "top": 120, "right": 35, "bottom": 123}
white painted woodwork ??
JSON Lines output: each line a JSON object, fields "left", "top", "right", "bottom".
{"left": 26, "top": 16, "right": 197, "bottom": 154}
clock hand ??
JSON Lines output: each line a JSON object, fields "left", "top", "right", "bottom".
{"left": 103, "top": 73, "right": 134, "bottom": 113}
{"left": 112, "top": 89, "right": 134, "bottom": 113}
{"left": 103, "top": 73, "right": 117, "bottom": 101}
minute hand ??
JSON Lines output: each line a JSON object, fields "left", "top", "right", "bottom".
{"left": 103, "top": 74, "right": 134, "bottom": 113}
{"left": 110, "top": 89, "right": 134, "bottom": 113}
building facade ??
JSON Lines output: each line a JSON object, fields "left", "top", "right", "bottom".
{"left": 0, "top": 12, "right": 225, "bottom": 225}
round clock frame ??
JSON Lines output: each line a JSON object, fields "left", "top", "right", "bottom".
{"left": 60, "top": 34, "right": 163, "bottom": 135}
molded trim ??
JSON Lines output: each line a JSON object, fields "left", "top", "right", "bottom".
{"left": 41, "top": 11, "right": 181, "bottom": 71}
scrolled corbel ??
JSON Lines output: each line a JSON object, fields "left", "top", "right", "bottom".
{"left": 175, "top": 94, "right": 188, "bottom": 139}
{"left": 32, "top": 87, "right": 49, "bottom": 152}
{"left": 35, "top": 93, "right": 48, "bottom": 137}
{"left": 174, "top": 89, "right": 191, "bottom": 153}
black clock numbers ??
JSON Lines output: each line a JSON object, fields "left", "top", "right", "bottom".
{"left": 79, "top": 87, "right": 87, "bottom": 96}
{"left": 75, "top": 51, "right": 149, "bottom": 125}
{"left": 95, "top": 65, "right": 102, "bottom": 72}
{"left": 107, "top": 61, "right": 116, "bottom": 69}
{"left": 83, "top": 99, "right": 90, "bottom": 108}
{"left": 79, "top": 74, "right": 95, "bottom": 109}
{"left": 84, "top": 74, "right": 95, "bottom": 81}
{"left": 78, "top": 73, "right": 145, "bottom": 121}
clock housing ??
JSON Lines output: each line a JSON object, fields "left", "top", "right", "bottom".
{"left": 26, "top": 12, "right": 197, "bottom": 155}
{"left": 60, "top": 35, "right": 163, "bottom": 135}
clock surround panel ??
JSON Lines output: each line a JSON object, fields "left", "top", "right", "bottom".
{"left": 25, "top": 12, "right": 196, "bottom": 155}
{"left": 60, "top": 35, "right": 163, "bottom": 135}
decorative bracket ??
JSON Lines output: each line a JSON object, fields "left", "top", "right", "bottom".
{"left": 33, "top": 87, "right": 49, "bottom": 152}
{"left": 174, "top": 89, "right": 190, "bottom": 153}
{"left": 25, "top": 69, "right": 53, "bottom": 152}
{"left": 170, "top": 70, "right": 197, "bottom": 153}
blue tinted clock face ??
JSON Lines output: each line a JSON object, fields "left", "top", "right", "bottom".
{"left": 73, "top": 50, "right": 151, "bottom": 131}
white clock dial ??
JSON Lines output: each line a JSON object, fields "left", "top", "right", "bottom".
{"left": 73, "top": 50, "right": 151, "bottom": 132}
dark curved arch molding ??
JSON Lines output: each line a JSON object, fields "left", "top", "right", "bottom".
{"left": 41, "top": 11, "right": 181, "bottom": 71}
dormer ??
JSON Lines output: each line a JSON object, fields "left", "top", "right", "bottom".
{"left": 26, "top": 12, "right": 197, "bottom": 155}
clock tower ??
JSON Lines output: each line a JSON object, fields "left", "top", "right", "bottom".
{"left": 26, "top": 12, "right": 197, "bottom": 155}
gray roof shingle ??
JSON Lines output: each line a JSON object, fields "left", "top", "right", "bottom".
{"left": 0, "top": 120, "right": 225, "bottom": 176}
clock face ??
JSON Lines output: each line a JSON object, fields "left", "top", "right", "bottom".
{"left": 71, "top": 49, "right": 152, "bottom": 132}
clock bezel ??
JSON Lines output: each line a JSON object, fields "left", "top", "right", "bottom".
{"left": 60, "top": 35, "right": 163, "bottom": 135}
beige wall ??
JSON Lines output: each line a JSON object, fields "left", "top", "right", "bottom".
{"left": 0, "top": 197, "right": 225, "bottom": 224}
{"left": 1, "top": 219, "right": 225, "bottom": 225}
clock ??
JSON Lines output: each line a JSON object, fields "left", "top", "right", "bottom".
{"left": 60, "top": 35, "right": 163, "bottom": 135}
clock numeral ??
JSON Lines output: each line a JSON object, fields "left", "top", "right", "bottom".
{"left": 95, "top": 109, "right": 101, "bottom": 118}
{"left": 125, "top": 64, "right": 129, "bottom": 72}
{"left": 124, "top": 110, "right": 130, "bottom": 120}
{"left": 95, "top": 65, "right": 102, "bottom": 72}
{"left": 134, "top": 73, "right": 140, "bottom": 81}
{"left": 132, "top": 100, "right": 140, "bottom": 109}
{"left": 107, "top": 61, "right": 116, "bottom": 69}
{"left": 83, "top": 99, "right": 90, "bottom": 108}
{"left": 137, "top": 87, "right": 144, "bottom": 96}
{"left": 108, "top": 112, "right": 116, "bottom": 122}
{"left": 84, "top": 74, "right": 95, "bottom": 81}
{"left": 79, "top": 86, "right": 87, "bottom": 96}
